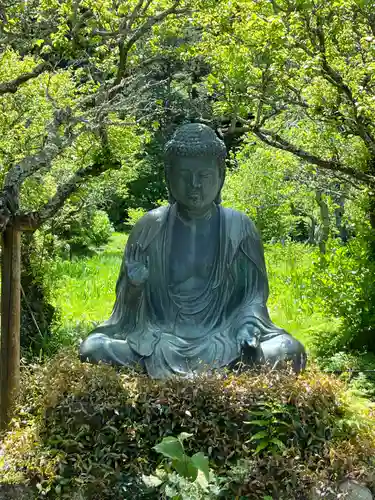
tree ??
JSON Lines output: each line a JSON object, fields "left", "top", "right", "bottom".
{"left": 193, "top": 0, "right": 375, "bottom": 228}
{"left": 222, "top": 142, "right": 318, "bottom": 243}
{"left": 0, "top": 0, "right": 189, "bottom": 429}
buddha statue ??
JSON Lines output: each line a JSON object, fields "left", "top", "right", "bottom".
{"left": 80, "top": 123, "right": 306, "bottom": 378}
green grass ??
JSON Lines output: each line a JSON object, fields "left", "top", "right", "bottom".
{"left": 46, "top": 234, "right": 339, "bottom": 354}
{"left": 265, "top": 242, "right": 341, "bottom": 349}
{"left": 46, "top": 232, "right": 128, "bottom": 345}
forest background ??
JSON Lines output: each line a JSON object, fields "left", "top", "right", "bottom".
{"left": 1, "top": 0, "right": 375, "bottom": 398}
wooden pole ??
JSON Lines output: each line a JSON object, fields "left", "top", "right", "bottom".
{"left": 0, "top": 226, "right": 21, "bottom": 430}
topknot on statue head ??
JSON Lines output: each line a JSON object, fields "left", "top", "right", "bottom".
{"left": 164, "top": 123, "right": 227, "bottom": 165}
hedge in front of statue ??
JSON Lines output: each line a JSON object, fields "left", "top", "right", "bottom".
{"left": 0, "top": 349, "right": 374, "bottom": 499}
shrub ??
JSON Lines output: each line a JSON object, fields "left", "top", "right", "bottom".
{"left": 263, "top": 240, "right": 375, "bottom": 400}
{"left": 1, "top": 350, "right": 375, "bottom": 499}
{"left": 89, "top": 211, "right": 114, "bottom": 248}
{"left": 307, "top": 237, "right": 375, "bottom": 354}
{"left": 52, "top": 208, "right": 113, "bottom": 257}
{"left": 126, "top": 207, "right": 147, "bottom": 226}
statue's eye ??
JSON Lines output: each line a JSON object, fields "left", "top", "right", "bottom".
{"left": 200, "top": 172, "right": 211, "bottom": 179}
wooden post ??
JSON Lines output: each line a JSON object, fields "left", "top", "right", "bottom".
{"left": 0, "top": 226, "right": 21, "bottom": 430}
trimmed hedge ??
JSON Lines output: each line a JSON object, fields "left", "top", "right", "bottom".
{"left": 0, "top": 349, "right": 375, "bottom": 499}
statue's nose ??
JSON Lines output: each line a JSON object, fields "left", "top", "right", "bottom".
{"left": 192, "top": 174, "right": 201, "bottom": 188}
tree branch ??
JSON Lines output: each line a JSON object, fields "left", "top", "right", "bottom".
{"left": 252, "top": 126, "right": 375, "bottom": 187}
{"left": 126, "top": 0, "right": 147, "bottom": 32}
{"left": 313, "top": 16, "right": 375, "bottom": 153}
{"left": 0, "top": 62, "right": 48, "bottom": 95}
{"left": 15, "top": 157, "right": 121, "bottom": 231}
{"left": 115, "top": 0, "right": 186, "bottom": 84}
{"left": 3, "top": 108, "right": 80, "bottom": 191}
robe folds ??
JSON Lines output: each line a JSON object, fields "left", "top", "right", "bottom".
{"left": 85, "top": 203, "right": 301, "bottom": 379}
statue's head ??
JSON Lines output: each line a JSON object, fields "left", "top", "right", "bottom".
{"left": 164, "top": 123, "right": 227, "bottom": 210}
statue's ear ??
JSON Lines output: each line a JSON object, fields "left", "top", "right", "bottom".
{"left": 164, "top": 165, "right": 175, "bottom": 204}
{"left": 215, "top": 164, "right": 226, "bottom": 204}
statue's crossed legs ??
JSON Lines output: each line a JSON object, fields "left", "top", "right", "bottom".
{"left": 80, "top": 331, "right": 306, "bottom": 376}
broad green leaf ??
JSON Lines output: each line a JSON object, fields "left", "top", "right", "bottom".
{"left": 153, "top": 437, "right": 185, "bottom": 460}
{"left": 191, "top": 452, "right": 210, "bottom": 481}
{"left": 248, "top": 410, "right": 272, "bottom": 416}
{"left": 269, "top": 438, "right": 286, "bottom": 450}
{"left": 255, "top": 440, "right": 270, "bottom": 454}
{"left": 249, "top": 431, "right": 269, "bottom": 442}
{"left": 172, "top": 456, "right": 198, "bottom": 481}
{"left": 244, "top": 420, "right": 270, "bottom": 426}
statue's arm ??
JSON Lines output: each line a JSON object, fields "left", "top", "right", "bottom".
{"left": 239, "top": 216, "right": 270, "bottom": 300}
{"left": 233, "top": 216, "right": 272, "bottom": 348}
{"left": 105, "top": 206, "right": 166, "bottom": 331}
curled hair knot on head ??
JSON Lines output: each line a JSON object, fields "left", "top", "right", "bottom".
{"left": 164, "top": 123, "right": 227, "bottom": 162}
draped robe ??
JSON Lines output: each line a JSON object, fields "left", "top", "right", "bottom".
{"left": 84, "top": 204, "right": 303, "bottom": 379}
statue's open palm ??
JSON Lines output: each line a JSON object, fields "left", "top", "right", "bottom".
{"left": 126, "top": 243, "right": 149, "bottom": 286}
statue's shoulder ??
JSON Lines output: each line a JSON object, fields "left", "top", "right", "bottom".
{"left": 221, "top": 207, "right": 260, "bottom": 241}
{"left": 130, "top": 205, "right": 169, "bottom": 248}
{"left": 137, "top": 205, "right": 169, "bottom": 226}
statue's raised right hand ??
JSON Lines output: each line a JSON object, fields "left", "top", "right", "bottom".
{"left": 126, "top": 243, "right": 149, "bottom": 287}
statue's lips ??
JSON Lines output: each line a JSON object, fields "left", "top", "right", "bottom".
{"left": 187, "top": 192, "right": 201, "bottom": 200}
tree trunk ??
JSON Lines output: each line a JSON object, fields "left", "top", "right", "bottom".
{"left": 315, "top": 190, "right": 330, "bottom": 254}
{"left": 369, "top": 193, "right": 375, "bottom": 229}
{"left": 366, "top": 158, "right": 375, "bottom": 255}
{"left": 0, "top": 226, "right": 21, "bottom": 430}
{"left": 367, "top": 193, "right": 375, "bottom": 260}
{"left": 334, "top": 193, "right": 348, "bottom": 244}
{"left": 308, "top": 216, "right": 317, "bottom": 245}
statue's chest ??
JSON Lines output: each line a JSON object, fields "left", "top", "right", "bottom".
{"left": 169, "top": 215, "right": 219, "bottom": 284}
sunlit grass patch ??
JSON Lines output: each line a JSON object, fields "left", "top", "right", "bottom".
{"left": 45, "top": 233, "right": 128, "bottom": 344}
{"left": 265, "top": 242, "right": 341, "bottom": 349}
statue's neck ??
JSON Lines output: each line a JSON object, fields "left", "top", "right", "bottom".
{"left": 175, "top": 202, "right": 217, "bottom": 223}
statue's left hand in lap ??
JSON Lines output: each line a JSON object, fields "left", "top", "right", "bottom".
{"left": 80, "top": 123, "right": 307, "bottom": 378}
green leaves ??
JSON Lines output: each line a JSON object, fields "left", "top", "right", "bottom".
{"left": 153, "top": 433, "right": 210, "bottom": 484}
{"left": 248, "top": 430, "right": 269, "bottom": 442}
{"left": 172, "top": 455, "right": 199, "bottom": 481}
{"left": 191, "top": 452, "right": 210, "bottom": 481}
{"left": 3, "top": 347, "right": 375, "bottom": 499}
{"left": 243, "top": 402, "right": 291, "bottom": 455}
{"left": 153, "top": 436, "right": 185, "bottom": 461}
{"left": 194, "top": 0, "right": 375, "bottom": 195}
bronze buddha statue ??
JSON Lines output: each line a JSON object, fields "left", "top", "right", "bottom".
{"left": 80, "top": 123, "right": 306, "bottom": 378}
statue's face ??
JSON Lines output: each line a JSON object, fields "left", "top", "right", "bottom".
{"left": 169, "top": 156, "right": 222, "bottom": 210}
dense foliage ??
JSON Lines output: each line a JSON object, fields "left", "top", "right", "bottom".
{"left": 1, "top": 350, "right": 374, "bottom": 499}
